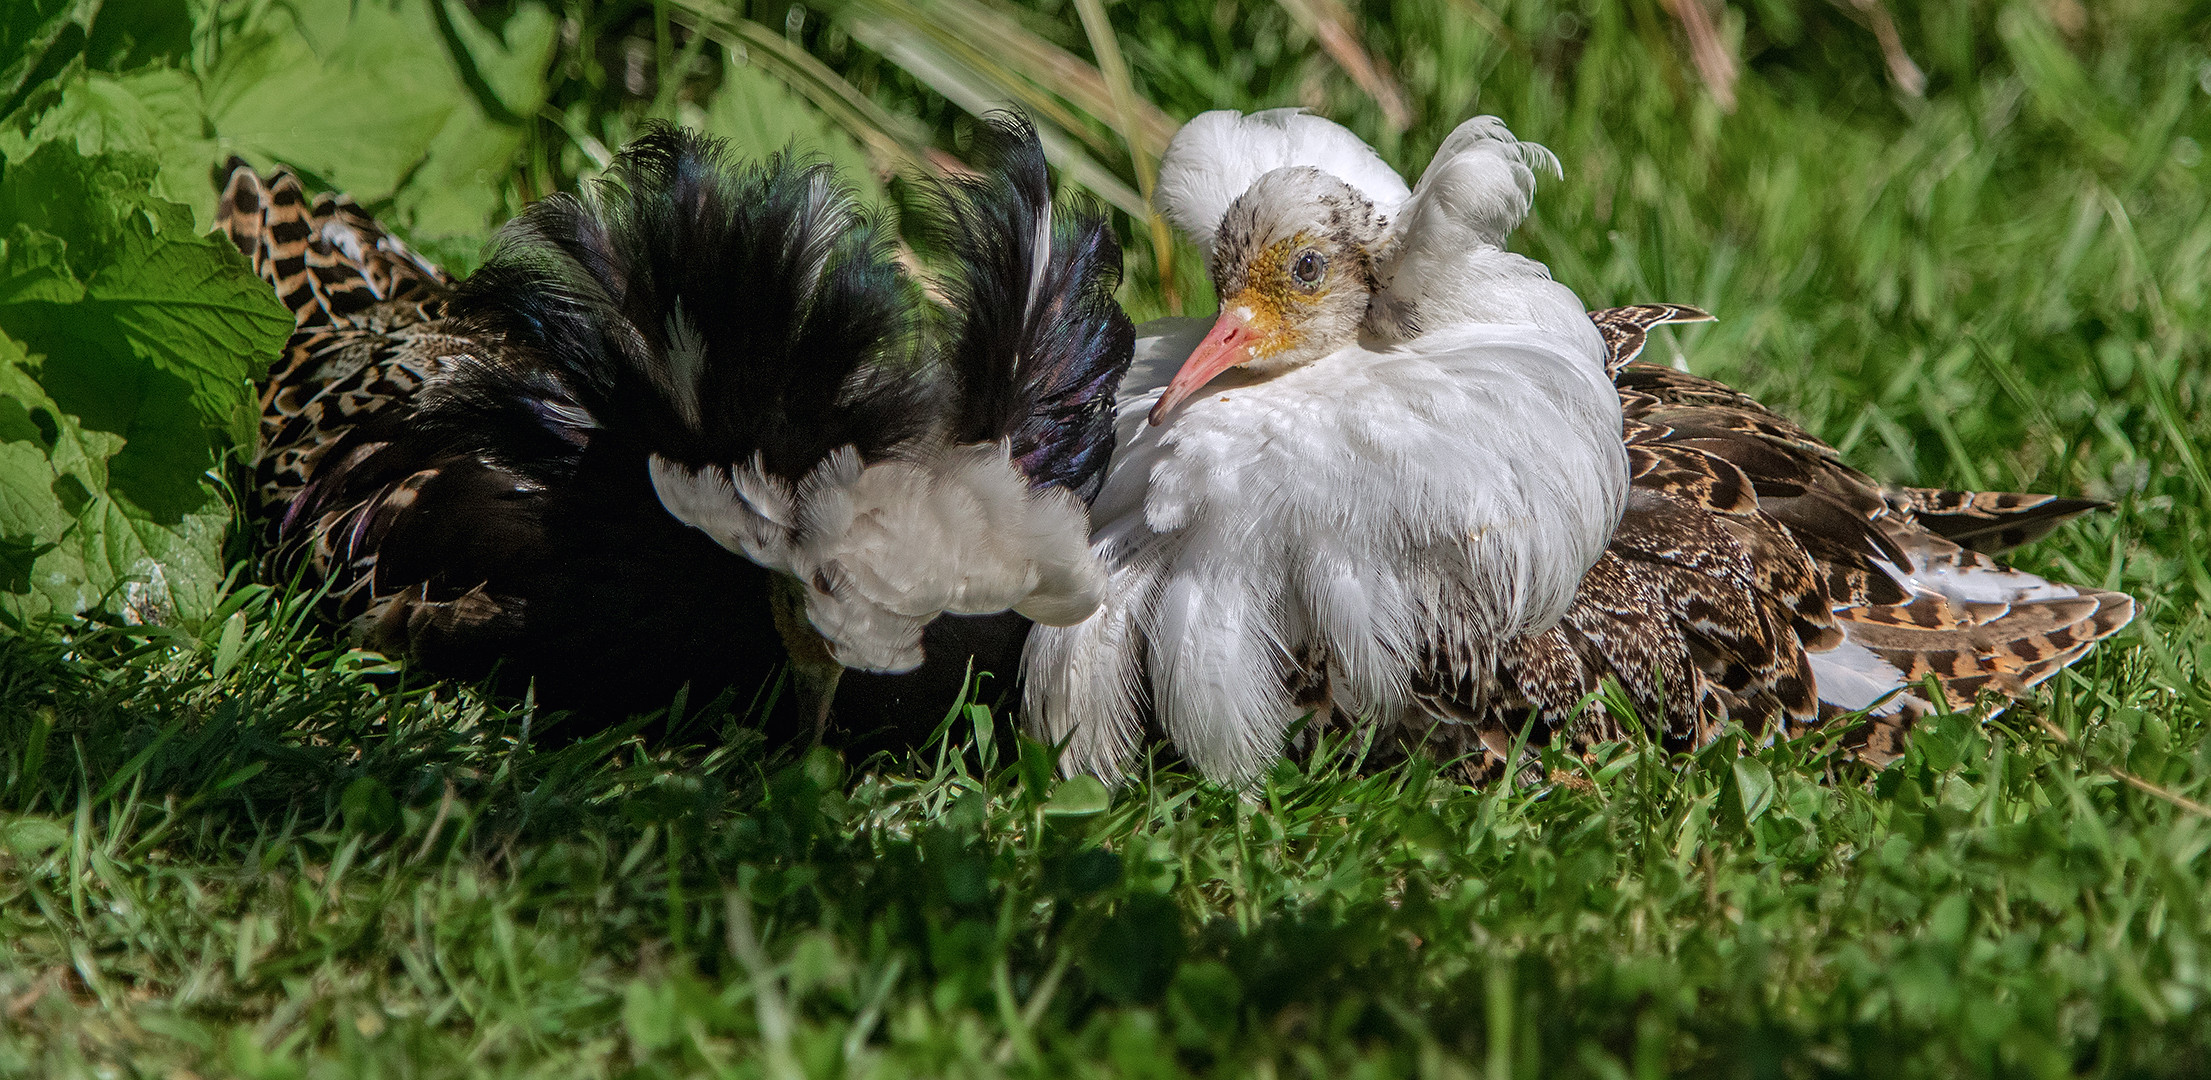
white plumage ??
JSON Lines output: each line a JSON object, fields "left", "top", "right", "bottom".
{"left": 1156, "top": 109, "right": 1412, "bottom": 258}
{"left": 1025, "top": 111, "right": 1625, "bottom": 785}
{"left": 652, "top": 441, "right": 1103, "bottom": 673}
{"left": 1368, "top": 118, "right": 1583, "bottom": 340}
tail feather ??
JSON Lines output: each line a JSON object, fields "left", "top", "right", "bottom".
{"left": 1891, "top": 486, "right": 2107, "bottom": 553}
{"left": 216, "top": 158, "right": 447, "bottom": 330}
{"left": 1816, "top": 586, "right": 2130, "bottom": 728}
{"left": 925, "top": 112, "right": 1136, "bottom": 503}
{"left": 1808, "top": 523, "right": 2134, "bottom": 757}
{"left": 1590, "top": 304, "right": 1714, "bottom": 375}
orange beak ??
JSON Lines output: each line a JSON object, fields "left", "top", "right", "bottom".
{"left": 1148, "top": 308, "right": 1257, "bottom": 426}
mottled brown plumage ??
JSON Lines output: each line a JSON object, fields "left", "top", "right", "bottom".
{"left": 1888, "top": 487, "right": 2106, "bottom": 552}
{"left": 1591, "top": 302, "right": 1708, "bottom": 377}
{"left": 215, "top": 159, "right": 536, "bottom": 673}
{"left": 1393, "top": 305, "right": 2133, "bottom": 777}
{"left": 217, "top": 161, "right": 466, "bottom": 526}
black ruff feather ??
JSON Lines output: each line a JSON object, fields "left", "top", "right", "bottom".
{"left": 922, "top": 113, "right": 1135, "bottom": 503}
{"left": 455, "top": 123, "right": 930, "bottom": 481}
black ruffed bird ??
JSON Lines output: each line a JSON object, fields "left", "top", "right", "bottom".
{"left": 216, "top": 116, "right": 1134, "bottom": 735}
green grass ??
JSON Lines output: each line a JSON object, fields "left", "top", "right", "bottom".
{"left": 5, "top": 0, "right": 2211, "bottom": 1075}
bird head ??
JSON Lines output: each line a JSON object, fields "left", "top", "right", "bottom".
{"left": 1149, "top": 167, "right": 1385, "bottom": 425}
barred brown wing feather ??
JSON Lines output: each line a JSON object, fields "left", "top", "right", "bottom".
{"left": 1622, "top": 425, "right": 1760, "bottom": 515}
{"left": 219, "top": 159, "right": 462, "bottom": 536}
{"left": 272, "top": 431, "right": 542, "bottom": 669}
{"left": 1622, "top": 367, "right": 1910, "bottom": 610}
{"left": 1831, "top": 527, "right": 2137, "bottom": 707}
{"left": 313, "top": 192, "right": 448, "bottom": 308}
{"left": 1776, "top": 579, "right": 2129, "bottom": 768}
{"left": 1617, "top": 364, "right": 1847, "bottom": 464}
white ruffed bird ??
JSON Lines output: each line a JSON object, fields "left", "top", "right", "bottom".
{"left": 1021, "top": 108, "right": 2133, "bottom": 787}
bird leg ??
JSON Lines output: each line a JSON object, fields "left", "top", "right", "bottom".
{"left": 1282, "top": 642, "right": 1338, "bottom": 761}
{"left": 768, "top": 573, "right": 844, "bottom": 744}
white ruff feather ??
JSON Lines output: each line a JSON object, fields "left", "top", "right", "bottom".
{"left": 1370, "top": 117, "right": 1586, "bottom": 340}
{"left": 1156, "top": 109, "right": 1413, "bottom": 260}
{"left": 653, "top": 442, "right": 1104, "bottom": 673}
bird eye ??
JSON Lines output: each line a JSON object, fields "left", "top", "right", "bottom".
{"left": 1290, "top": 249, "right": 1327, "bottom": 289}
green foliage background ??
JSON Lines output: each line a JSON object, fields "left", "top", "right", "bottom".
{"left": 0, "top": 0, "right": 2209, "bottom": 1076}
{"left": 0, "top": 35, "right": 293, "bottom": 627}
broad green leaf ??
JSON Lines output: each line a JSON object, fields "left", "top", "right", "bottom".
{"left": 621, "top": 979, "right": 678, "bottom": 1051}
{"left": 0, "top": 141, "right": 287, "bottom": 455}
{"left": 0, "top": 136, "right": 170, "bottom": 266}
{"left": 198, "top": 2, "right": 464, "bottom": 202}
{"left": 80, "top": 0, "right": 191, "bottom": 73}
{"left": 0, "top": 332, "right": 117, "bottom": 536}
{"left": 1043, "top": 774, "right": 1113, "bottom": 817}
{"left": 0, "top": 327, "right": 233, "bottom": 627}
{"left": 210, "top": 608, "right": 246, "bottom": 678}
{"left": 0, "top": 427, "right": 72, "bottom": 601}
{"left": 5, "top": 0, "right": 555, "bottom": 246}
{"left": 0, "top": 813, "right": 68, "bottom": 858}
{"left": 82, "top": 212, "right": 293, "bottom": 448}
{"left": 401, "top": 1, "right": 558, "bottom": 245}
{"left": 0, "top": 141, "right": 288, "bottom": 628}
{"left": 0, "top": 67, "right": 219, "bottom": 224}
{"left": 0, "top": 222, "right": 82, "bottom": 305}
{"left": 199, "top": 0, "right": 556, "bottom": 256}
